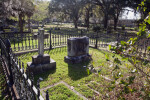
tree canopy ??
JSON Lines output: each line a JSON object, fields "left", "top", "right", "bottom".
{"left": 32, "top": 0, "right": 49, "bottom": 22}
{"left": 49, "top": 0, "right": 85, "bottom": 28}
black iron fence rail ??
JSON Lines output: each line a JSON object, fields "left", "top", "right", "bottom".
{"left": 1, "top": 31, "right": 131, "bottom": 50}
{"left": 1, "top": 29, "right": 149, "bottom": 58}
{"left": 0, "top": 36, "right": 50, "bottom": 99}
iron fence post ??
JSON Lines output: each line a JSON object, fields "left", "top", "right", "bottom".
{"left": 6, "top": 39, "right": 14, "bottom": 86}
{"left": 95, "top": 32, "right": 98, "bottom": 48}
{"left": 49, "top": 30, "right": 52, "bottom": 49}
{"left": 81, "top": 30, "right": 83, "bottom": 37}
{"left": 46, "top": 90, "right": 49, "bottom": 100}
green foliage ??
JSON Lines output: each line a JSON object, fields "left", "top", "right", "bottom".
{"left": 113, "top": 65, "right": 120, "bottom": 72}
{"left": 120, "top": 41, "right": 128, "bottom": 46}
{"left": 108, "top": 0, "right": 150, "bottom": 99}
{"left": 87, "top": 68, "right": 90, "bottom": 75}
{"left": 147, "top": 46, "right": 150, "bottom": 51}
{"left": 49, "top": 0, "right": 84, "bottom": 28}
{"left": 105, "top": 54, "right": 110, "bottom": 61}
{"left": 114, "top": 58, "right": 122, "bottom": 65}
{"left": 92, "top": 26, "right": 101, "bottom": 32}
{"left": 98, "top": 69, "right": 102, "bottom": 75}
{"left": 32, "top": 1, "right": 49, "bottom": 21}
{"left": 109, "top": 45, "right": 111, "bottom": 50}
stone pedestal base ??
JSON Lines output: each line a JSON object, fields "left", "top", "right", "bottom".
{"left": 32, "top": 54, "right": 50, "bottom": 65}
{"left": 27, "top": 54, "right": 56, "bottom": 74}
{"left": 64, "top": 54, "right": 91, "bottom": 64}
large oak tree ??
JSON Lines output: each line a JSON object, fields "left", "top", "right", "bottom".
{"left": 0, "top": 0, "right": 35, "bottom": 32}
{"left": 93, "top": 0, "right": 112, "bottom": 29}
{"left": 49, "top": 0, "right": 85, "bottom": 29}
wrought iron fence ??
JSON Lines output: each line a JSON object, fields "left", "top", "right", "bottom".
{"left": 1, "top": 29, "right": 149, "bottom": 57}
{"left": 1, "top": 30, "right": 130, "bottom": 51}
{"left": 0, "top": 35, "right": 50, "bottom": 100}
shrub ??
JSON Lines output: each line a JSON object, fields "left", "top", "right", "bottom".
{"left": 92, "top": 26, "right": 101, "bottom": 32}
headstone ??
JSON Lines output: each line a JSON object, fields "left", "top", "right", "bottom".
{"left": 68, "top": 37, "right": 89, "bottom": 57}
{"left": 27, "top": 28, "right": 56, "bottom": 74}
{"left": 64, "top": 36, "right": 91, "bottom": 63}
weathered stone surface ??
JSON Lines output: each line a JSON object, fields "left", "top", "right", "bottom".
{"left": 38, "top": 28, "right": 44, "bottom": 56}
{"left": 27, "top": 58, "right": 56, "bottom": 74}
{"left": 67, "top": 36, "right": 89, "bottom": 57}
{"left": 42, "top": 58, "right": 56, "bottom": 70}
{"left": 64, "top": 54, "right": 91, "bottom": 64}
{"left": 65, "top": 36, "right": 91, "bottom": 64}
{"left": 27, "top": 28, "right": 56, "bottom": 74}
{"left": 32, "top": 54, "right": 50, "bottom": 65}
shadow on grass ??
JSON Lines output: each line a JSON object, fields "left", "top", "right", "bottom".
{"left": 67, "top": 61, "right": 91, "bottom": 81}
{"left": 34, "top": 68, "right": 56, "bottom": 84}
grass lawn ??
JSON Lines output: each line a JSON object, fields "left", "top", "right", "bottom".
{"left": 46, "top": 84, "right": 83, "bottom": 100}
{"left": 18, "top": 47, "right": 133, "bottom": 99}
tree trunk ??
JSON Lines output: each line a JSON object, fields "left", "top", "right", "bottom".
{"left": 85, "top": 10, "right": 90, "bottom": 30}
{"left": 18, "top": 13, "right": 24, "bottom": 33}
{"left": 73, "top": 18, "right": 78, "bottom": 29}
{"left": 114, "top": 17, "right": 118, "bottom": 30}
{"left": 104, "top": 14, "right": 108, "bottom": 29}
{"left": 28, "top": 17, "right": 31, "bottom": 32}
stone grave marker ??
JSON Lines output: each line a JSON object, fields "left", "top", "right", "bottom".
{"left": 27, "top": 28, "right": 56, "bottom": 74}
{"left": 64, "top": 36, "right": 91, "bottom": 63}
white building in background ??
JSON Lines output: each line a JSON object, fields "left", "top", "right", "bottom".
{"left": 108, "top": 19, "right": 136, "bottom": 27}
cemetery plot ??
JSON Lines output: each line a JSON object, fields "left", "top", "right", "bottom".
{"left": 18, "top": 47, "right": 136, "bottom": 99}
